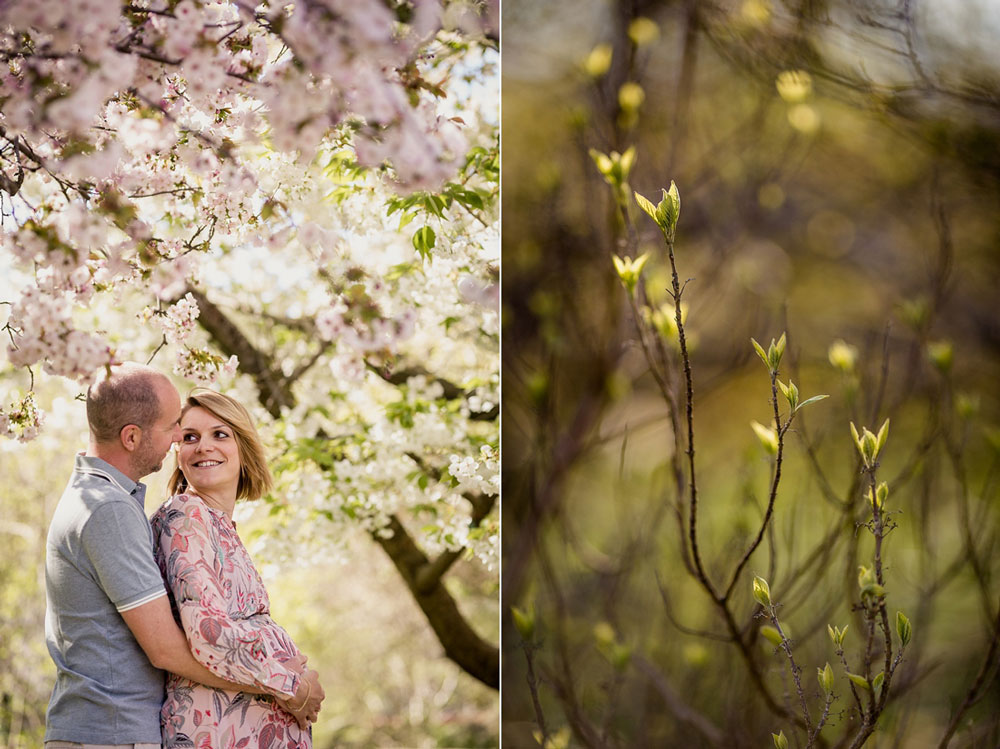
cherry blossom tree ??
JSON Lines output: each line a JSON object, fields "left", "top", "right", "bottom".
{"left": 0, "top": 0, "right": 498, "bottom": 688}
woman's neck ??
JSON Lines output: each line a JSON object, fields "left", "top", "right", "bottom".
{"left": 189, "top": 485, "right": 237, "bottom": 519}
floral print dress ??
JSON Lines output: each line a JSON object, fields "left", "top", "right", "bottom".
{"left": 151, "top": 493, "right": 310, "bottom": 748}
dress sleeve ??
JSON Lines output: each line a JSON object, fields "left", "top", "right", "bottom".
{"left": 155, "top": 499, "right": 300, "bottom": 698}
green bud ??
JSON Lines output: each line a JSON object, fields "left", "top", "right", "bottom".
{"left": 751, "top": 420, "right": 779, "bottom": 455}
{"left": 861, "top": 430, "right": 877, "bottom": 464}
{"left": 655, "top": 181, "right": 681, "bottom": 236}
{"left": 651, "top": 302, "right": 687, "bottom": 341}
{"left": 752, "top": 575, "right": 772, "bottom": 607}
{"left": 818, "top": 662, "right": 835, "bottom": 693}
{"left": 872, "top": 671, "right": 884, "bottom": 693}
{"left": 774, "top": 332, "right": 787, "bottom": 361}
{"left": 846, "top": 672, "right": 870, "bottom": 690}
{"left": 589, "top": 148, "right": 613, "bottom": 178}
{"left": 828, "top": 624, "right": 849, "bottom": 648}
{"left": 511, "top": 605, "right": 535, "bottom": 641}
{"left": 637, "top": 183, "right": 681, "bottom": 237}
{"left": 627, "top": 17, "right": 660, "bottom": 47}
{"left": 896, "top": 611, "right": 912, "bottom": 647}
{"left": 851, "top": 420, "right": 888, "bottom": 468}
{"left": 618, "top": 82, "right": 645, "bottom": 113}
{"left": 593, "top": 621, "right": 616, "bottom": 648}
{"left": 857, "top": 565, "right": 877, "bottom": 592}
{"left": 583, "top": 43, "right": 613, "bottom": 78}
{"left": 751, "top": 333, "right": 786, "bottom": 374}
{"left": 612, "top": 252, "right": 650, "bottom": 296}
{"left": 589, "top": 147, "right": 636, "bottom": 187}
{"left": 956, "top": 392, "right": 979, "bottom": 419}
{"left": 869, "top": 481, "right": 888, "bottom": 510}
{"left": 828, "top": 339, "right": 858, "bottom": 373}
{"left": 899, "top": 297, "right": 930, "bottom": 330}
{"left": 527, "top": 371, "right": 548, "bottom": 405}
{"left": 619, "top": 146, "right": 637, "bottom": 178}
{"left": 927, "top": 340, "right": 953, "bottom": 373}
{"left": 778, "top": 380, "right": 799, "bottom": 411}
{"left": 760, "top": 625, "right": 784, "bottom": 647}
{"left": 772, "top": 730, "right": 789, "bottom": 749}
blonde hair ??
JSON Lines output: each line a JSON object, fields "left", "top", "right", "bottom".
{"left": 168, "top": 389, "right": 274, "bottom": 501}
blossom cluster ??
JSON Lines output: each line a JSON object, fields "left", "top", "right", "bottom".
{"left": 5, "top": 287, "right": 114, "bottom": 383}
{"left": 0, "top": 391, "right": 44, "bottom": 442}
{"left": 155, "top": 292, "right": 200, "bottom": 345}
{"left": 0, "top": 0, "right": 484, "bottom": 192}
{"left": 315, "top": 303, "right": 417, "bottom": 354}
{"left": 448, "top": 445, "right": 499, "bottom": 497}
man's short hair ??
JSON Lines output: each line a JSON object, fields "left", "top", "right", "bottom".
{"left": 86, "top": 364, "right": 165, "bottom": 444}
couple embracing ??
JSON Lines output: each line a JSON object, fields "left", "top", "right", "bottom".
{"left": 44, "top": 363, "right": 325, "bottom": 748}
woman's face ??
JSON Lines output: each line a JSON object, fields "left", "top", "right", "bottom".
{"left": 177, "top": 406, "right": 241, "bottom": 498}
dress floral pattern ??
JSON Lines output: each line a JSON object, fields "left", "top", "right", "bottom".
{"left": 151, "top": 493, "right": 310, "bottom": 748}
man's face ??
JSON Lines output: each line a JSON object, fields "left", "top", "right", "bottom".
{"left": 133, "top": 380, "right": 182, "bottom": 478}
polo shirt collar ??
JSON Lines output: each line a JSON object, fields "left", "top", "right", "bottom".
{"left": 75, "top": 454, "right": 148, "bottom": 507}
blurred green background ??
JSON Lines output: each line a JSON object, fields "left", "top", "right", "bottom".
{"left": 502, "top": 0, "right": 1000, "bottom": 746}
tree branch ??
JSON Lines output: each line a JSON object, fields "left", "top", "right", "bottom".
{"left": 185, "top": 287, "right": 294, "bottom": 418}
{"left": 374, "top": 515, "right": 499, "bottom": 689}
{"left": 415, "top": 494, "right": 496, "bottom": 594}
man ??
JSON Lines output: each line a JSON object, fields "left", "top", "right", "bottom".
{"left": 44, "top": 363, "right": 322, "bottom": 747}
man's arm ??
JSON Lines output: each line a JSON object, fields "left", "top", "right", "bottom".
{"left": 122, "top": 594, "right": 262, "bottom": 690}
{"left": 121, "top": 595, "right": 319, "bottom": 727}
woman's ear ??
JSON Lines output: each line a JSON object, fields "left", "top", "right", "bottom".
{"left": 119, "top": 424, "right": 142, "bottom": 452}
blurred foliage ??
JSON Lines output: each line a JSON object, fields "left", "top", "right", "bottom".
{"left": 502, "top": 0, "right": 1000, "bottom": 746}
{"left": 0, "top": 379, "right": 498, "bottom": 748}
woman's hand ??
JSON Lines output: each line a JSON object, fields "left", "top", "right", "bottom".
{"left": 284, "top": 653, "right": 308, "bottom": 674}
{"left": 277, "top": 667, "right": 325, "bottom": 728}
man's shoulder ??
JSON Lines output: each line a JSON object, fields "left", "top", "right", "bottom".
{"left": 50, "top": 473, "right": 145, "bottom": 544}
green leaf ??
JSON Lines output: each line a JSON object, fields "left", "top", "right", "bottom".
{"left": 760, "top": 625, "right": 783, "bottom": 646}
{"left": 634, "top": 191, "right": 657, "bottom": 221}
{"left": 656, "top": 181, "right": 680, "bottom": 234}
{"left": 751, "top": 421, "right": 779, "bottom": 455}
{"left": 752, "top": 575, "right": 772, "bottom": 607}
{"left": 397, "top": 211, "right": 416, "bottom": 231}
{"left": 751, "top": 338, "right": 770, "bottom": 370}
{"left": 846, "top": 672, "right": 871, "bottom": 690}
{"left": 412, "top": 226, "right": 436, "bottom": 259}
{"left": 876, "top": 418, "right": 890, "bottom": 457}
{"left": 794, "top": 394, "right": 829, "bottom": 412}
{"left": 777, "top": 380, "right": 790, "bottom": 400}
{"left": 818, "top": 662, "right": 835, "bottom": 693}
{"left": 872, "top": 671, "right": 884, "bottom": 692}
{"left": 896, "top": 611, "right": 912, "bottom": 647}
{"left": 775, "top": 332, "right": 787, "bottom": 359}
{"left": 511, "top": 605, "right": 535, "bottom": 641}
{"left": 772, "top": 730, "right": 788, "bottom": 749}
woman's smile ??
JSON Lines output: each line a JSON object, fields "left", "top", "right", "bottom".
{"left": 178, "top": 406, "right": 242, "bottom": 499}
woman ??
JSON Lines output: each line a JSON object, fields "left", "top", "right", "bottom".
{"left": 151, "top": 389, "right": 323, "bottom": 746}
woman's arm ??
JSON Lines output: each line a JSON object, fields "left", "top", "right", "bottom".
{"left": 155, "top": 500, "right": 303, "bottom": 699}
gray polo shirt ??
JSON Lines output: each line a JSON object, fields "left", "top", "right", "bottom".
{"left": 44, "top": 455, "right": 167, "bottom": 744}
